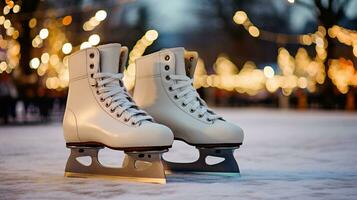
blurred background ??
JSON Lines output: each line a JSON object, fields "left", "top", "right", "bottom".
{"left": 0, "top": 0, "right": 356, "bottom": 125}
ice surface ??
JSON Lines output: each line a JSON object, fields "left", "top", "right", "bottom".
{"left": 1, "top": 108, "right": 357, "bottom": 200}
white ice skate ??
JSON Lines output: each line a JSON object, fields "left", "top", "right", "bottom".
{"left": 132, "top": 47, "right": 244, "bottom": 173}
{"left": 63, "top": 43, "right": 173, "bottom": 184}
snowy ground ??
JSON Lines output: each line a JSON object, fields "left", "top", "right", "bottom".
{"left": 1, "top": 108, "right": 357, "bottom": 200}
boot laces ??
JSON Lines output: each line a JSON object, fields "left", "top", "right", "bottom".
{"left": 169, "top": 74, "right": 222, "bottom": 122}
{"left": 93, "top": 72, "right": 152, "bottom": 125}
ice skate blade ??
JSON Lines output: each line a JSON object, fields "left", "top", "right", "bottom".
{"left": 164, "top": 147, "right": 240, "bottom": 173}
{"left": 64, "top": 146, "right": 167, "bottom": 184}
{"left": 64, "top": 172, "right": 166, "bottom": 184}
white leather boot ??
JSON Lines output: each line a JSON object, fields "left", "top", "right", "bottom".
{"left": 63, "top": 43, "right": 173, "bottom": 183}
{"left": 133, "top": 47, "right": 244, "bottom": 173}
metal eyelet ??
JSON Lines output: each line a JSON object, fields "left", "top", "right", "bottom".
{"left": 90, "top": 64, "right": 94, "bottom": 69}
{"left": 116, "top": 113, "right": 121, "bottom": 118}
{"left": 105, "top": 103, "right": 109, "bottom": 107}
{"left": 174, "top": 95, "right": 178, "bottom": 100}
{"left": 131, "top": 122, "right": 136, "bottom": 125}
{"left": 124, "top": 118, "right": 129, "bottom": 122}
{"left": 100, "top": 97, "right": 105, "bottom": 102}
{"left": 168, "top": 87, "right": 173, "bottom": 91}
{"left": 165, "top": 55, "right": 170, "bottom": 61}
{"left": 182, "top": 103, "right": 186, "bottom": 107}
{"left": 96, "top": 90, "right": 100, "bottom": 95}
{"left": 198, "top": 114, "right": 203, "bottom": 118}
{"left": 89, "top": 53, "right": 94, "bottom": 58}
{"left": 164, "top": 65, "right": 170, "bottom": 71}
{"left": 190, "top": 109, "right": 194, "bottom": 113}
{"left": 165, "top": 75, "right": 170, "bottom": 81}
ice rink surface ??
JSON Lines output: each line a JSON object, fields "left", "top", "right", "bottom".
{"left": 1, "top": 108, "right": 357, "bottom": 200}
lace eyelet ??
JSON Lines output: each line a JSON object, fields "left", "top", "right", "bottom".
{"left": 182, "top": 103, "right": 186, "bottom": 107}
{"left": 100, "top": 98, "right": 105, "bottom": 102}
{"left": 105, "top": 103, "right": 109, "bottom": 107}
{"left": 165, "top": 55, "right": 170, "bottom": 61}
{"left": 131, "top": 122, "right": 136, "bottom": 125}
{"left": 90, "top": 74, "right": 94, "bottom": 78}
{"left": 206, "top": 118, "right": 212, "bottom": 122}
{"left": 116, "top": 113, "right": 121, "bottom": 118}
{"left": 190, "top": 109, "right": 194, "bottom": 113}
{"left": 110, "top": 108, "right": 115, "bottom": 113}
{"left": 165, "top": 75, "right": 170, "bottom": 81}
{"left": 96, "top": 90, "right": 100, "bottom": 95}
{"left": 89, "top": 53, "right": 95, "bottom": 58}
{"left": 164, "top": 65, "right": 170, "bottom": 71}
{"left": 198, "top": 114, "right": 203, "bottom": 118}
{"left": 90, "top": 64, "right": 94, "bottom": 69}
{"left": 168, "top": 87, "right": 173, "bottom": 91}
{"left": 124, "top": 118, "right": 129, "bottom": 122}
{"left": 174, "top": 95, "right": 178, "bottom": 100}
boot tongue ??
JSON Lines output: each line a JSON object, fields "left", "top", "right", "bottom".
{"left": 169, "top": 47, "right": 187, "bottom": 76}
{"left": 97, "top": 44, "right": 121, "bottom": 73}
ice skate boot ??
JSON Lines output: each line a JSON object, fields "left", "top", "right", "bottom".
{"left": 132, "top": 48, "right": 244, "bottom": 173}
{"left": 63, "top": 43, "right": 173, "bottom": 183}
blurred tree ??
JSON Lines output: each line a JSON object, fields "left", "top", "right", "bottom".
{"left": 294, "top": 0, "right": 354, "bottom": 108}
{"left": 210, "top": 0, "right": 356, "bottom": 108}
{"left": 17, "top": 0, "right": 40, "bottom": 75}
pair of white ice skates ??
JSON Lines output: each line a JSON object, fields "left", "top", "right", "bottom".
{"left": 63, "top": 43, "right": 244, "bottom": 184}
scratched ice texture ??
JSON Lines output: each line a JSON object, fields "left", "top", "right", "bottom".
{"left": 1, "top": 108, "right": 357, "bottom": 200}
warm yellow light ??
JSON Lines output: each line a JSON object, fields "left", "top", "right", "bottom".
{"left": 233, "top": 11, "right": 247, "bottom": 24}
{"left": 145, "top": 30, "right": 159, "bottom": 41}
{"left": 32, "top": 35, "right": 43, "bottom": 48}
{"left": 62, "top": 15, "right": 72, "bottom": 26}
{"left": 315, "top": 37, "right": 324, "bottom": 48}
{"left": 89, "top": 17, "right": 100, "bottom": 27}
{"left": 12, "top": 30, "right": 19, "bottom": 39}
{"left": 50, "top": 54, "right": 60, "bottom": 66}
{"left": 30, "top": 58, "right": 40, "bottom": 69}
{"left": 301, "top": 35, "right": 312, "bottom": 45}
{"left": 6, "top": 27, "right": 14, "bottom": 36}
{"left": 265, "top": 78, "right": 280, "bottom": 93}
{"left": 6, "top": 1, "right": 14, "bottom": 8}
{"left": 41, "top": 53, "right": 50, "bottom": 64}
{"left": 46, "top": 77, "right": 60, "bottom": 89}
{"left": 0, "top": 16, "right": 5, "bottom": 25}
{"left": 3, "top": 19, "right": 11, "bottom": 29}
{"left": 62, "top": 43, "right": 72, "bottom": 54}
{"left": 353, "top": 45, "right": 357, "bottom": 57}
{"left": 80, "top": 41, "right": 92, "bottom": 49}
{"left": 297, "top": 77, "right": 308, "bottom": 88}
{"left": 82, "top": 22, "right": 92, "bottom": 31}
{"left": 0, "top": 61, "right": 7, "bottom": 71}
{"left": 263, "top": 66, "right": 275, "bottom": 78}
{"left": 39, "top": 28, "right": 49, "bottom": 39}
{"left": 3, "top": 6, "right": 10, "bottom": 15}
{"left": 248, "top": 26, "right": 260, "bottom": 37}
{"left": 88, "top": 34, "right": 100, "bottom": 45}
{"left": 29, "top": 18, "right": 37, "bottom": 28}
{"left": 95, "top": 10, "right": 107, "bottom": 21}
{"left": 13, "top": 5, "right": 20, "bottom": 13}
{"left": 37, "top": 63, "right": 48, "bottom": 76}
{"left": 287, "top": 0, "right": 295, "bottom": 3}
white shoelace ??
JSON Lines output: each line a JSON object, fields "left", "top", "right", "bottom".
{"left": 169, "top": 74, "right": 222, "bottom": 122}
{"left": 93, "top": 72, "right": 152, "bottom": 125}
